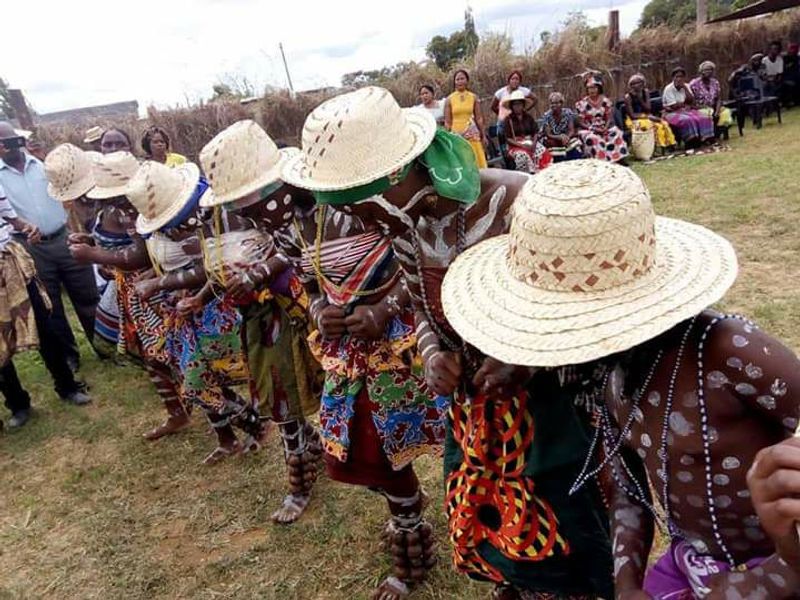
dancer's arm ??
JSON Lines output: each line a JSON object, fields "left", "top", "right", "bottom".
{"left": 69, "top": 235, "right": 151, "bottom": 271}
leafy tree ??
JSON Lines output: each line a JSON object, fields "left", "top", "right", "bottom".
{"left": 341, "top": 62, "right": 417, "bottom": 88}
{"left": 639, "top": 0, "right": 736, "bottom": 28}
{"left": 425, "top": 7, "right": 480, "bottom": 71}
{"left": 0, "top": 78, "right": 15, "bottom": 119}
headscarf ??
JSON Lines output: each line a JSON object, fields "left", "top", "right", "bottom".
{"left": 628, "top": 73, "right": 646, "bottom": 87}
{"left": 548, "top": 92, "right": 565, "bottom": 104}
{"left": 698, "top": 60, "right": 716, "bottom": 73}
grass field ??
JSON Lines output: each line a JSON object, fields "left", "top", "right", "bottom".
{"left": 2, "top": 111, "right": 799, "bottom": 600}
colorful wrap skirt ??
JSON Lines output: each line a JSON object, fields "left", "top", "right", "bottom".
{"left": 0, "top": 241, "right": 47, "bottom": 366}
{"left": 663, "top": 109, "right": 715, "bottom": 141}
{"left": 94, "top": 279, "right": 121, "bottom": 357}
{"left": 115, "top": 271, "right": 171, "bottom": 367}
{"left": 443, "top": 369, "right": 613, "bottom": 597}
{"left": 309, "top": 310, "right": 446, "bottom": 487}
{"left": 624, "top": 117, "right": 677, "bottom": 148}
{"left": 163, "top": 294, "right": 249, "bottom": 414}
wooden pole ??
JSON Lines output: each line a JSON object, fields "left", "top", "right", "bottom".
{"left": 279, "top": 43, "right": 295, "bottom": 97}
{"left": 697, "top": 0, "right": 708, "bottom": 28}
{"left": 608, "top": 10, "right": 621, "bottom": 52}
{"left": 7, "top": 89, "right": 33, "bottom": 130}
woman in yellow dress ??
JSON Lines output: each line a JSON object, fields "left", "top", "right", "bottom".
{"left": 141, "top": 126, "right": 187, "bottom": 168}
{"left": 445, "top": 69, "right": 488, "bottom": 168}
{"left": 623, "top": 73, "right": 676, "bottom": 150}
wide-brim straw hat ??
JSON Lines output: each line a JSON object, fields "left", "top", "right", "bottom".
{"left": 87, "top": 151, "right": 140, "bottom": 199}
{"left": 83, "top": 126, "right": 104, "bottom": 144}
{"left": 126, "top": 160, "right": 208, "bottom": 234}
{"left": 500, "top": 90, "right": 535, "bottom": 112}
{"left": 441, "top": 160, "right": 738, "bottom": 367}
{"left": 199, "top": 119, "right": 294, "bottom": 207}
{"left": 281, "top": 86, "right": 437, "bottom": 191}
{"left": 44, "top": 143, "right": 96, "bottom": 202}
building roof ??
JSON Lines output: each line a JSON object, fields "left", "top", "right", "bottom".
{"left": 707, "top": 0, "right": 800, "bottom": 23}
{"left": 37, "top": 100, "right": 139, "bottom": 125}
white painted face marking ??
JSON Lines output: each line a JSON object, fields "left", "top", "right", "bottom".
{"left": 732, "top": 334, "right": 749, "bottom": 348}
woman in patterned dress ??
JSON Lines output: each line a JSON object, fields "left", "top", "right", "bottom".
{"left": 542, "top": 92, "right": 584, "bottom": 162}
{"left": 690, "top": 61, "right": 734, "bottom": 129}
{"left": 575, "top": 74, "right": 629, "bottom": 163}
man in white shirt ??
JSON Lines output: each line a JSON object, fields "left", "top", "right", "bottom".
{"left": 763, "top": 41, "right": 785, "bottom": 97}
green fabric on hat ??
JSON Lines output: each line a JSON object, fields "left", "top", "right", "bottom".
{"left": 313, "top": 128, "right": 480, "bottom": 206}
{"left": 418, "top": 128, "right": 480, "bottom": 204}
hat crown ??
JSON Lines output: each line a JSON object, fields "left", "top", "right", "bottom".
{"left": 44, "top": 143, "right": 94, "bottom": 194}
{"left": 297, "top": 86, "right": 416, "bottom": 183}
{"left": 126, "top": 160, "right": 187, "bottom": 221}
{"left": 508, "top": 160, "right": 656, "bottom": 293}
{"left": 200, "top": 120, "right": 279, "bottom": 199}
{"left": 92, "top": 151, "right": 139, "bottom": 192}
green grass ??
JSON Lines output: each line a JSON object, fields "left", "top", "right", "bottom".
{"left": 1, "top": 111, "right": 799, "bottom": 599}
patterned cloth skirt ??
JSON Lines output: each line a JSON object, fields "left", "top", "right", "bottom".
{"left": 578, "top": 126, "right": 629, "bottom": 162}
{"left": 0, "top": 241, "right": 46, "bottom": 366}
{"left": 309, "top": 309, "right": 446, "bottom": 487}
{"left": 663, "top": 109, "right": 715, "bottom": 141}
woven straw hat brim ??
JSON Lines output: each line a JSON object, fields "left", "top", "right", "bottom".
{"left": 48, "top": 172, "right": 95, "bottom": 203}
{"left": 500, "top": 95, "right": 535, "bottom": 111}
{"left": 280, "top": 108, "right": 436, "bottom": 191}
{"left": 441, "top": 216, "right": 738, "bottom": 367}
{"left": 201, "top": 148, "right": 295, "bottom": 207}
{"left": 87, "top": 183, "right": 130, "bottom": 200}
{"left": 134, "top": 162, "right": 204, "bottom": 235}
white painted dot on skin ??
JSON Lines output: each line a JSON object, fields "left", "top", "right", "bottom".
{"left": 667, "top": 433, "right": 675, "bottom": 446}
{"left": 641, "top": 433, "right": 652, "bottom": 448}
{"left": 714, "top": 495, "right": 732, "bottom": 508}
{"left": 669, "top": 412, "right": 695, "bottom": 437}
{"left": 637, "top": 447, "right": 647, "bottom": 460}
{"left": 782, "top": 417, "right": 799, "bottom": 429}
{"left": 625, "top": 430, "right": 632, "bottom": 441}
{"left": 680, "top": 455, "right": 696, "bottom": 466}
{"left": 768, "top": 573, "right": 787, "bottom": 589}
{"left": 736, "top": 489, "right": 751, "bottom": 498}
{"left": 726, "top": 357, "right": 744, "bottom": 370}
{"left": 722, "top": 456, "right": 741, "bottom": 470}
{"left": 266, "top": 200, "right": 278, "bottom": 211}
{"left": 682, "top": 391, "right": 699, "bottom": 408}
{"left": 756, "top": 395, "right": 777, "bottom": 410}
{"left": 707, "top": 370, "right": 729, "bottom": 389}
{"left": 744, "top": 363, "right": 763, "bottom": 379}
{"left": 743, "top": 323, "right": 755, "bottom": 334}
{"left": 669, "top": 493, "right": 681, "bottom": 505}
{"left": 632, "top": 407, "right": 644, "bottom": 424}
{"left": 743, "top": 515, "right": 760, "bottom": 527}
{"left": 707, "top": 427, "right": 719, "bottom": 444}
{"left": 735, "top": 382, "right": 757, "bottom": 396}
{"left": 763, "top": 345, "right": 772, "bottom": 356}
{"left": 282, "top": 194, "right": 291, "bottom": 205}
{"left": 732, "top": 334, "right": 749, "bottom": 348}
{"left": 282, "top": 211, "right": 292, "bottom": 220}
{"left": 713, "top": 474, "right": 730, "bottom": 486}
{"left": 771, "top": 378, "right": 788, "bottom": 397}
{"left": 613, "top": 555, "right": 630, "bottom": 578}
{"left": 687, "top": 495, "right": 705, "bottom": 508}
{"left": 677, "top": 471, "right": 693, "bottom": 483}
{"left": 690, "top": 539, "right": 709, "bottom": 553}
{"left": 648, "top": 391, "right": 661, "bottom": 407}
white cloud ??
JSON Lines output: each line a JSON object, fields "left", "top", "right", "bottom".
{"left": 2, "top": 0, "right": 646, "bottom": 115}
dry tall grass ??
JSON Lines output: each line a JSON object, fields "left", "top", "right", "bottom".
{"left": 35, "top": 11, "right": 800, "bottom": 158}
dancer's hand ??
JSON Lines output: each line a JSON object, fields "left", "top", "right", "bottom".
{"left": 747, "top": 437, "right": 800, "bottom": 566}
{"left": 69, "top": 242, "right": 95, "bottom": 263}
{"left": 424, "top": 351, "right": 461, "bottom": 397}
{"left": 473, "top": 357, "right": 535, "bottom": 399}
{"left": 135, "top": 278, "right": 161, "bottom": 300}
{"left": 226, "top": 271, "right": 257, "bottom": 299}
{"left": 344, "top": 304, "right": 386, "bottom": 340}
{"left": 317, "top": 305, "right": 347, "bottom": 339}
{"left": 68, "top": 232, "right": 94, "bottom": 246}
{"left": 176, "top": 295, "right": 204, "bottom": 316}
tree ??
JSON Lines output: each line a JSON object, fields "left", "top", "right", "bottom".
{"left": 341, "top": 62, "right": 416, "bottom": 89}
{"left": 639, "top": 0, "right": 736, "bottom": 28}
{"left": 0, "top": 78, "right": 15, "bottom": 119}
{"left": 425, "top": 7, "right": 480, "bottom": 71}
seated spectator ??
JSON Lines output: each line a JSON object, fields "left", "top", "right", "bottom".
{"left": 623, "top": 73, "right": 676, "bottom": 151}
{"left": 763, "top": 40, "right": 784, "bottom": 97}
{"left": 541, "top": 92, "right": 583, "bottom": 162}
{"left": 783, "top": 42, "right": 800, "bottom": 105}
{"left": 141, "top": 126, "right": 186, "bottom": 168}
{"left": 662, "top": 67, "right": 715, "bottom": 144}
{"left": 690, "top": 61, "right": 734, "bottom": 128}
{"left": 499, "top": 91, "right": 551, "bottom": 174}
{"left": 729, "top": 53, "right": 767, "bottom": 100}
{"left": 417, "top": 84, "right": 444, "bottom": 126}
{"left": 491, "top": 70, "right": 535, "bottom": 133}
{"left": 575, "top": 74, "right": 628, "bottom": 163}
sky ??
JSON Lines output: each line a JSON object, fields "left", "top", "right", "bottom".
{"left": 3, "top": 0, "right": 647, "bottom": 115}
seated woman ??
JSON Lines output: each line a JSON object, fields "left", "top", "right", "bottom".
{"left": 690, "top": 61, "right": 734, "bottom": 129}
{"left": 417, "top": 85, "right": 444, "bottom": 126}
{"left": 491, "top": 70, "right": 535, "bottom": 132}
{"left": 541, "top": 92, "right": 583, "bottom": 162}
{"left": 141, "top": 126, "right": 187, "bottom": 168}
{"left": 575, "top": 74, "right": 628, "bottom": 163}
{"left": 662, "top": 66, "right": 715, "bottom": 144}
{"left": 444, "top": 69, "right": 487, "bottom": 169}
{"left": 499, "top": 91, "right": 551, "bottom": 174}
{"left": 624, "top": 73, "right": 676, "bottom": 151}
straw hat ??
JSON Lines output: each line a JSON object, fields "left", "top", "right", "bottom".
{"left": 500, "top": 90, "right": 535, "bottom": 112}
{"left": 125, "top": 160, "right": 208, "bottom": 234}
{"left": 44, "top": 143, "right": 96, "bottom": 202}
{"left": 281, "top": 86, "right": 437, "bottom": 191}
{"left": 87, "top": 151, "right": 140, "bottom": 199}
{"left": 199, "top": 120, "right": 293, "bottom": 207}
{"left": 83, "top": 126, "right": 104, "bottom": 144}
{"left": 441, "top": 160, "right": 738, "bottom": 367}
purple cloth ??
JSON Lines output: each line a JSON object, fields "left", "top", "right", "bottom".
{"left": 267, "top": 267, "right": 291, "bottom": 297}
{"left": 644, "top": 539, "right": 768, "bottom": 599}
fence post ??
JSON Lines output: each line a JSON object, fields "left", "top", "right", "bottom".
{"left": 608, "top": 10, "right": 620, "bottom": 52}
{"left": 697, "top": 0, "right": 708, "bottom": 28}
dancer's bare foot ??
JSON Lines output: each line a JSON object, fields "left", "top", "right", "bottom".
{"left": 143, "top": 413, "right": 190, "bottom": 441}
{"left": 271, "top": 493, "right": 310, "bottom": 525}
{"left": 242, "top": 420, "right": 273, "bottom": 454}
{"left": 372, "top": 577, "right": 410, "bottom": 600}
{"left": 202, "top": 440, "right": 241, "bottom": 465}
